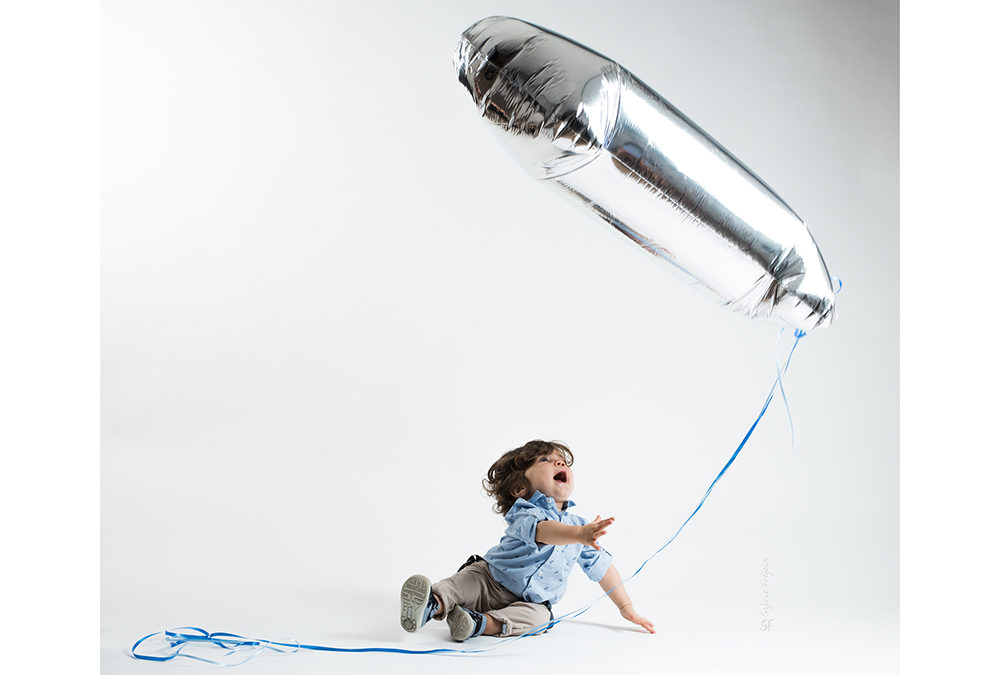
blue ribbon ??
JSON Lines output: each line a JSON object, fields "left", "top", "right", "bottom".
{"left": 132, "top": 328, "right": 805, "bottom": 664}
{"left": 131, "top": 627, "right": 475, "bottom": 664}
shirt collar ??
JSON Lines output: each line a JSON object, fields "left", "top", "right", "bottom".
{"left": 528, "top": 490, "right": 576, "bottom": 512}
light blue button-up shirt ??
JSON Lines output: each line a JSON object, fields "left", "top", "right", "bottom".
{"left": 484, "top": 491, "right": 613, "bottom": 605}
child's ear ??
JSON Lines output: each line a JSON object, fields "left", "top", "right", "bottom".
{"left": 512, "top": 483, "right": 527, "bottom": 498}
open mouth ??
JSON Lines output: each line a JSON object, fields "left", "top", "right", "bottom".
{"left": 553, "top": 471, "right": 568, "bottom": 483}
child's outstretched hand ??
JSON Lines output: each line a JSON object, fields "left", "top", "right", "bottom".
{"left": 580, "top": 515, "right": 614, "bottom": 550}
{"left": 620, "top": 604, "right": 656, "bottom": 634}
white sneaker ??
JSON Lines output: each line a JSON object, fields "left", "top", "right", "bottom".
{"left": 446, "top": 606, "right": 486, "bottom": 641}
{"left": 400, "top": 574, "right": 435, "bottom": 632}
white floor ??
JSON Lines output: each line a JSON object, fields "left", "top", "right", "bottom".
{"left": 102, "top": 577, "right": 896, "bottom": 674}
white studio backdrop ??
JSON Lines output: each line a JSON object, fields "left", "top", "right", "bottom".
{"left": 102, "top": 1, "right": 898, "bottom": 673}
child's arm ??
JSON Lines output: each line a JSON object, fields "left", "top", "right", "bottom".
{"left": 599, "top": 565, "right": 656, "bottom": 634}
{"left": 535, "top": 515, "right": 615, "bottom": 549}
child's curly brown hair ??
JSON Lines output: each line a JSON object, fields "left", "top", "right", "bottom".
{"left": 483, "top": 439, "right": 575, "bottom": 515}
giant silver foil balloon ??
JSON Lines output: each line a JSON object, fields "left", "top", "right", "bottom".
{"left": 454, "top": 16, "right": 836, "bottom": 331}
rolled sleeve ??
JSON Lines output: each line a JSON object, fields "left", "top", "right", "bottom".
{"left": 504, "top": 503, "right": 550, "bottom": 546}
{"left": 577, "top": 546, "right": 613, "bottom": 582}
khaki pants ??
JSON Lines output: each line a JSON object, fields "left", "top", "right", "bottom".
{"left": 431, "top": 560, "right": 552, "bottom": 637}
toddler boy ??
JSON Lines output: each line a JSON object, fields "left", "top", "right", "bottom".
{"left": 400, "top": 440, "right": 655, "bottom": 641}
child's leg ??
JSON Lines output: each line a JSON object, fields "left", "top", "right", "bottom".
{"left": 436, "top": 561, "right": 552, "bottom": 639}
{"left": 431, "top": 561, "right": 552, "bottom": 641}
{"left": 430, "top": 561, "right": 497, "bottom": 619}
{"left": 485, "top": 601, "right": 553, "bottom": 637}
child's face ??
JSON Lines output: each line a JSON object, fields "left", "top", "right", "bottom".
{"left": 519, "top": 450, "right": 574, "bottom": 507}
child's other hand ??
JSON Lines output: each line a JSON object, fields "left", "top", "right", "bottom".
{"left": 580, "top": 515, "right": 614, "bottom": 550}
{"left": 620, "top": 604, "right": 656, "bottom": 634}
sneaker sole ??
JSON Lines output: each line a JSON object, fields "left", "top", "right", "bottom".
{"left": 446, "top": 606, "right": 475, "bottom": 642}
{"left": 400, "top": 574, "right": 432, "bottom": 633}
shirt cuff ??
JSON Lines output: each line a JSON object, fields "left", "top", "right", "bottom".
{"left": 582, "top": 549, "right": 614, "bottom": 582}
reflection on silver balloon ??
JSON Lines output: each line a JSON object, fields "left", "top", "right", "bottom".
{"left": 454, "top": 16, "right": 836, "bottom": 331}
